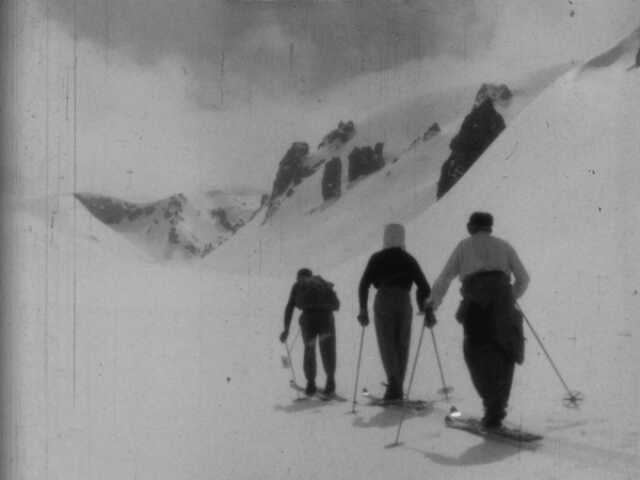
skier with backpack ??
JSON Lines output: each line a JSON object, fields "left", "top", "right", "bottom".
{"left": 280, "top": 268, "right": 340, "bottom": 396}
{"left": 358, "top": 223, "right": 433, "bottom": 401}
{"left": 425, "top": 212, "right": 530, "bottom": 429}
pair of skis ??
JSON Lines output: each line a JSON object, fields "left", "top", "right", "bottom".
{"left": 289, "top": 381, "right": 542, "bottom": 444}
{"left": 361, "top": 387, "right": 431, "bottom": 411}
{"left": 289, "top": 381, "right": 428, "bottom": 409}
{"left": 360, "top": 386, "right": 542, "bottom": 443}
{"left": 445, "top": 406, "right": 543, "bottom": 443}
{"left": 289, "top": 381, "right": 348, "bottom": 402}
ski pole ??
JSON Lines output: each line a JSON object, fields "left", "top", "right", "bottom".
{"left": 282, "top": 327, "right": 301, "bottom": 367}
{"left": 430, "top": 329, "right": 453, "bottom": 401}
{"left": 351, "top": 326, "right": 366, "bottom": 414}
{"left": 519, "top": 305, "right": 583, "bottom": 408}
{"left": 405, "top": 323, "right": 427, "bottom": 400}
{"left": 289, "top": 326, "right": 300, "bottom": 353}
{"left": 391, "top": 323, "right": 427, "bottom": 447}
{"left": 283, "top": 339, "right": 299, "bottom": 395}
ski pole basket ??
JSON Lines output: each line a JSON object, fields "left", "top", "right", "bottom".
{"left": 562, "top": 390, "right": 585, "bottom": 409}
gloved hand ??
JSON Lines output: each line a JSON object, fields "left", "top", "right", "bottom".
{"left": 423, "top": 306, "right": 437, "bottom": 329}
{"left": 357, "top": 312, "right": 369, "bottom": 327}
{"left": 423, "top": 298, "right": 434, "bottom": 312}
{"left": 279, "top": 329, "right": 289, "bottom": 343}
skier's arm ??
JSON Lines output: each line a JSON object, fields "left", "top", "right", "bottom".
{"left": 283, "top": 285, "right": 297, "bottom": 332}
{"left": 329, "top": 287, "right": 340, "bottom": 312}
{"left": 411, "top": 258, "right": 431, "bottom": 312}
{"left": 508, "top": 246, "right": 530, "bottom": 299}
{"left": 358, "top": 257, "right": 375, "bottom": 314}
{"left": 428, "top": 244, "right": 461, "bottom": 311}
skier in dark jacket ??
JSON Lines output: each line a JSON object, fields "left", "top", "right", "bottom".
{"left": 425, "top": 212, "right": 529, "bottom": 429}
{"left": 358, "top": 223, "right": 433, "bottom": 401}
{"left": 280, "top": 268, "right": 340, "bottom": 396}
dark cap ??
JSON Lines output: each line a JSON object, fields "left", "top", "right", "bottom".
{"left": 297, "top": 268, "right": 313, "bottom": 279}
{"left": 467, "top": 212, "right": 493, "bottom": 233}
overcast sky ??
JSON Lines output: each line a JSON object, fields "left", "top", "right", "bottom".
{"left": 40, "top": 0, "right": 499, "bottom": 106}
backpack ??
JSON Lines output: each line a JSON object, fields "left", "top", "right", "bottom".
{"left": 294, "top": 276, "right": 340, "bottom": 311}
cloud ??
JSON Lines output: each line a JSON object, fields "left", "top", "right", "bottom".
{"left": 39, "top": 0, "right": 497, "bottom": 105}
{"left": 15, "top": 0, "right": 640, "bottom": 201}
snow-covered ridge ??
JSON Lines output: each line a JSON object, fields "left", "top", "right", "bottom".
{"left": 580, "top": 26, "right": 640, "bottom": 71}
{"left": 75, "top": 190, "right": 264, "bottom": 259}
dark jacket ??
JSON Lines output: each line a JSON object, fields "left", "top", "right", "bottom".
{"left": 283, "top": 280, "right": 339, "bottom": 331}
{"left": 359, "top": 247, "right": 431, "bottom": 313}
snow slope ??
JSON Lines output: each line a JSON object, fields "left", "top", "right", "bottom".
{"left": 210, "top": 25, "right": 640, "bottom": 478}
{"left": 404, "top": 24, "right": 640, "bottom": 473}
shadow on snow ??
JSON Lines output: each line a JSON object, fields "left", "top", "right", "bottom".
{"left": 407, "top": 438, "right": 537, "bottom": 467}
{"left": 351, "top": 402, "right": 436, "bottom": 429}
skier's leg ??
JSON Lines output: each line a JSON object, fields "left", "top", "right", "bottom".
{"left": 491, "top": 349, "right": 515, "bottom": 425}
{"left": 374, "top": 293, "right": 398, "bottom": 396}
{"left": 300, "top": 314, "right": 317, "bottom": 393}
{"left": 463, "top": 340, "right": 493, "bottom": 413}
{"left": 477, "top": 345, "right": 512, "bottom": 427}
{"left": 396, "top": 301, "right": 413, "bottom": 392}
{"left": 318, "top": 315, "right": 336, "bottom": 394}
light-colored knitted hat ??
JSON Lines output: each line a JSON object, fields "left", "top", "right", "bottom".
{"left": 383, "top": 223, "right": 405, "bottom": 249}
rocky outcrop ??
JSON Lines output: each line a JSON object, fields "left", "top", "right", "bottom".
{"left": 269, "top": 142, "right": 312, "bottom": 199}
{"left": 437, "top": 98, "right": 505, "bottom": 198}
{"left": 318, "top": 120, "right": 356, "bottom": 149}
{"left": 210, "top": 208, "right": 244, "bottom": 232}
{"left": 409, "top": 122, "right": 440, "bottom": 149}
{"left": 322, "top": 157, "right": 342, "bottom": 201}
{"left": 474, "top": 83, "right": 512, "bottom": 107}
{"left": 264, "top": 121, "right": 360, "bottom": 219}
{"left": 75, "top": 190, "right": 262, "bottom": 259}
{"left": 422, "top": 122, "right": 441, "bottom": 141}
{"left": 348, "top": 142, "right": 385, "bottom": 183}
{"left": 265, "top": 142, "right": 320, "bottom": 219}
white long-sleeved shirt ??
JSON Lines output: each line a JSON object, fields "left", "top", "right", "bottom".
{"left": 429, "top": 232, "right": 530, "bottom": 310}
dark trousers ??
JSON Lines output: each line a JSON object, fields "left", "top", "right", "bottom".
{"left": 373, "top": 288, "right": 412, "bottom": 392}
{"left": 464, "top": 340, "right": 515, "bottom": 425}
{"left": 458, "top": 271, "right": 521, "bottom": 424}
{"left": 300, "top": 311, "right": 336, "bottom": 384}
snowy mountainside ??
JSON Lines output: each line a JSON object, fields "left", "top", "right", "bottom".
{"left": 74, "top": 189, "right": 264, "bottom": 259}
{"left": 400, "top": 24, "right": 640, "bottom": 456}
{"left": 205, "top": 26, "right": 640, "bottom": 476}
{"left": 211, "top": 64, "right": 569, "bottom": 274}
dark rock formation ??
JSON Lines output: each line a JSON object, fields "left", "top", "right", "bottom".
{"left": 409, "top": 122, "right": 441, "bottom": 149}
{"left": 474, "top": 83, "right": 512, "bottom": 107}
{"left": 210, "top": 208, "right": 243, "bottom": 232}
{"left": 319, "top": 120, "right": 356, "bottom": 149}
{"left": 322, "top": 157, "right": 342, "bottom": 201}
{"left": 269, "top": 142, "right": 311, "bottom": 200}
{"left": 348, "top": 142, "right": 385, "bottom": 183}
{"left": 264, "top": 141, "right": 326, "bottom": 220}
{"left": 75, "top": 190, "right": 262, "bottom": 259}
{"left": 437, "top": 98, "right": 505, "bottom": 198}
{"left": 423, "top": 122, "right": 441, "bottom": 141}
{"left": 164, "top": 194, "right": 186, "bottom": 224}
